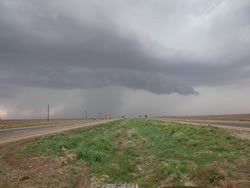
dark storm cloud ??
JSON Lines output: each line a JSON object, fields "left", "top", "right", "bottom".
{"left": 0, "top": 0, "right": 250, "bottom": 97}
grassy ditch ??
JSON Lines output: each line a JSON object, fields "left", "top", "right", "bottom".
{"left": 2, "top": 119, "right": 250, "bottom": 187}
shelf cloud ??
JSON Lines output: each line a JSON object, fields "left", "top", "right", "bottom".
{"left": 0, "top": 0, "right": 250, "bottom": 118}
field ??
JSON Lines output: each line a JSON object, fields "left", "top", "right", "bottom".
{"left": 165, "top": 114, "right": 250, "bottom": 121}
{"left": 0, "top": 119, "right": 93, "bottom": 129}
{"left": 0, "top": 119, "right": 249, "bottom": 188}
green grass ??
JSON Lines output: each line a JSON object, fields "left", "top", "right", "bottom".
{"left": 17, "top": 119, "right": 250, "bottom": 187}
{"left": 0, "top": 119, "right": 93, "bottom": 129}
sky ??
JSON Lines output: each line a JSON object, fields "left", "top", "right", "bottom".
{"left": 0, "top": 0, "right": 250, "bottom": 119}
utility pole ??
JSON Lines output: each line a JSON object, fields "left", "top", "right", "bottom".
{"left": 85, "top": 110, "right": 87, "bottom": 120}
{"left": 48, "top": 104, "right": 50, "bottom": 121}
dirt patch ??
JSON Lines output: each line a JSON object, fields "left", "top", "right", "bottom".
{"left": 0, "top": 138, "right": 60, "bottom": 186}
{"left": 114, "top": 126, "right": 128, "bottom": 147}
{"left": 0, "top": 138, "right": 88, "bottom": 187}
{"left": 74, "top": 166, "right": 90, "bottom": 188}
{"left": 227, "top": 129, "right": 250, "bottom": 140}
{"left": 233, "top": 158, "right": 250, "bottom": 187}
{"left": 1, "top": 138, "right": 37, "bottom": 167}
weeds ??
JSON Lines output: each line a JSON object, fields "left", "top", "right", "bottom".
{"left": 16, "top": 119, "right": 250, "bottom": 187}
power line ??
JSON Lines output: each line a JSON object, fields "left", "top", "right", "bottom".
{"left": 48, "top": 104, "right": 50, "bottom": 121}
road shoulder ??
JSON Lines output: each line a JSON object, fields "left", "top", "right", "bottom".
{"left": 0, "top": 119, "right": 118, "bottom": 145}
{"left": 154, "top": 118, "right": 250, "bottom": 140}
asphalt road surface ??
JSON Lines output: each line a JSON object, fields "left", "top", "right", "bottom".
{"left": 0, "top": 119, "right": 117, "bottom": 145}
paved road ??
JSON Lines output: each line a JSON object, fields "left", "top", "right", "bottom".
{"left": 159, "top": 119, "right": 250, "bottom": 128}
{"left": 0, "top": 119, "right": 117, "bottom": 145}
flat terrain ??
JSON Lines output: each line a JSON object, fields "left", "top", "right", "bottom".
{"left": 0, "top": 119, "right": 94, "bottom": 129}
{"left": 0, "top": 119, "right": 114, "bottom": 145}
{"left": 164, "top": 114, "right": 250, "bottom": 121}
{"left": 0, "top": 119, "right": 249, "bottom": 188}
{"left": 165, "top": 119, "right": 250, "bottom": 128}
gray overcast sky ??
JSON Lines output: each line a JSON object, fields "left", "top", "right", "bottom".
{"left": 0, "top": 0, "right": 250, "bottom": 119}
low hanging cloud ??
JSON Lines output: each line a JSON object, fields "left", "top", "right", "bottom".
{"left": 0, "top": 0, "right": 250, "bottom": 119}
{"left": 1, "top": 0, "right": 250, "bottom": 97}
